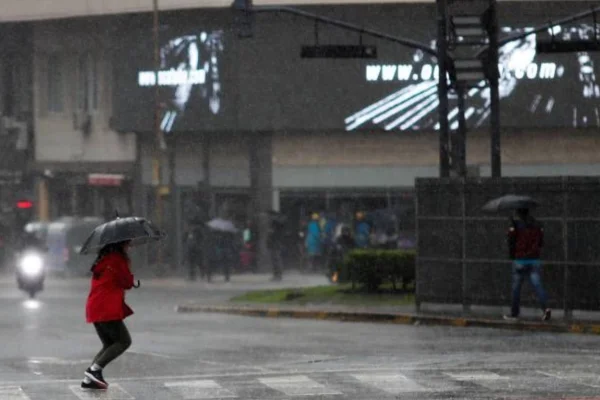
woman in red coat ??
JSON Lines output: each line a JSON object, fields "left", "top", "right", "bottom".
{"left": 81, "top": 240, "right": 135, "bottom": 390}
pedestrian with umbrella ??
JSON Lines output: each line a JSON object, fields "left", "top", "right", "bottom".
{"left": 482, "top": 195, "right": 551, "bottom": 322}
{"left": 267, "top": 211, "right": 287, "bottom": 281}
{"left": 78, "top": 215, "right": 164, "bottom": 390}
{"left": 205, "top": 217, "right": 238, "bottom": 282}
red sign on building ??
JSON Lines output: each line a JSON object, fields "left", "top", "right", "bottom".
{"left": 87, "top": 174, "right": 125, "bottom": 187}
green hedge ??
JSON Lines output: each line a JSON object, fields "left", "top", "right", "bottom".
{"left": 339, "top": 250, "right": 416, "bottom": 292}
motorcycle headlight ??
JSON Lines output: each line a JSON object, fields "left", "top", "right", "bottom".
{"left": 20, "top": 255, "right": 43, "bottom": 276}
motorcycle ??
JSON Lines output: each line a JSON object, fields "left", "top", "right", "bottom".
{"left": 16, "top": 249, "right": 45, "bottom": 298}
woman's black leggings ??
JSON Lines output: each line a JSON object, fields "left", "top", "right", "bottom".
{"left": 92, "top": 321, "right": 132, "bottom": 368}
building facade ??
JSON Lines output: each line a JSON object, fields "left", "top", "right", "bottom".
{"left": 1, "top": 0, "right": 599, "bottom": 267}
{"left": 32, "top": 17, "right": 136, "bottom": 220}
{"left": 0, "top": 23, "right": 35, "bottom": 234}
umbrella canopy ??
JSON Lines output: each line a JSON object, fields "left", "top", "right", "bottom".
{"left": 206, "top": 218, "right": 238, "bottom": 233}
{"left": 482, "top": 194, "right": 539, "bottom": 213}
{"left": 79, "top": 217, "right": 165, "bottom": 255}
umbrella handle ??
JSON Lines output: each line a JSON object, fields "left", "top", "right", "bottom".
{"left": 133, "top": 280, "right": 141, "bottom": 289}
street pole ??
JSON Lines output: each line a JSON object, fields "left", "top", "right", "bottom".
{"left": 152, "top": 0, "right": 166, "bottom": 267}
{"left": 437, "top": 0, "right": 450, "bottom": 178}
{"left": 488, "top": 0, "right": 501, "bottom": 177}
{"left": 456, "top": 85, "right": 467, "bottom": 177}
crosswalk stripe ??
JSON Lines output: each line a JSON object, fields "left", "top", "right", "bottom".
{"left": 259, "top": 375, "right": 343, "bottom": 396}
{"left": 351, "top": 373, "right": 428, "bottom": 393}
{"left": 5, "top": 369, "right": 600, "bottom": 399}
{"left": 445, "top": 372, "right": 509, "bottom": 381}
{"left": 69, "top": 383, "right": 135, "bottom": 399}
{"left": 0, "top": 386, "right": 31, "bottom": 400}
{"left": 164, "top": 380, "right": 238, "bottom": 399}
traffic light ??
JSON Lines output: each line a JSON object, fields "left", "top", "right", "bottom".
{"left": 448, "top": 58, "right": 487, "bottom": 88}
{"left": 300, "top": 45, "right": 378, "bottom": 59}
{"left": 448, "top": 8, "right": 496, "bottom": 88}
{"left": 14, "top": 199, "right": 35, "bottom": 232}
{"left": 16, "top": 200, "right": 33, "bottom": 210}
{"left": 450, "top": 15, "right": 488, "bottom": 46}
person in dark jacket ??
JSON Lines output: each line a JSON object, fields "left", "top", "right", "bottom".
{"left": 504, "top": 208, "right": 551, "bottom": 321}
{"left": 268, "top": 218, "right": 285, "bottom": 281}
{"left": 185, "top": 224, "right": 204, "bottom": 281}
{"left": 81, "top": 241, "right": 135, "bottom": 390}
{"left": 327, "top": 225, "right": 355, "bottom": 283}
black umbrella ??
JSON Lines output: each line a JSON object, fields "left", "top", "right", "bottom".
{"left": 79, "top": 216, "right": 165, "bottom": 255}
{"left": 482, "top": 194, "right": 539, "bottom": 213}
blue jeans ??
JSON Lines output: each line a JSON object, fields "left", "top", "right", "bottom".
{"left": 511, "top": 260, "right": 548, "bottom": 317}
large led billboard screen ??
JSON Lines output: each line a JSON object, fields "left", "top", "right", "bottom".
{"left": 111, "top": 2, "right": 600, "bottom": 133}
{"left": 345, "top": 23, "right": 600, "bottom": 131}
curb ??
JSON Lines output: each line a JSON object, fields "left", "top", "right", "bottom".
{"left": 175, "top": 304, "right": 600, "bottom": 335}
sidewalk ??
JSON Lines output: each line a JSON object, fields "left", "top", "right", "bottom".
{"left": 176, "top": 298, "right": 600, "bottom": 336}
{"left": 141, "top": 272, "right": 330, "bottom": 290}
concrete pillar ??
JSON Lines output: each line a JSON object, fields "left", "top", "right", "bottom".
{"left": 132, "top": 136, "right": 148, "bottom": 268}
{"left": 202, "top": 134, "right": 213, "bottom": 218}
{"left": 92, "top": 187, "right": 101, "bottom": 218}
{"left": 272, "top": 189, "right": 280, "bottom": 213}
{"left": 249, "top": 132, "right": 273, "bottom": 273}
{"left": 169, "top": 141, "right": 183, "bottom": 271}
{"left": 71, "top": 184, "right": 78, "bottom": 216}
{"left": 36, "top": 178, "right": 49, "bottom": 222}
{"left": 201, "top": 134, "right": 212, "bottom": 277}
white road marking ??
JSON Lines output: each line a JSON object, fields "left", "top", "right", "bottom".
{"left": 536, "top": 370, "right": 600, "bottom": 388}
{"left": 445, "top": 372, "right": 509, "bottom": 381}
{"left": 536, "top": 371, "right": 565, "bottom": 379}
{"left": 69, "top": 383, "right": 135, "bottom": 399}
{"left": 259, "top": 375, "right": 343, "bottom": 396}
{"left": 0, "top": 386, "right": 31, "bottom": 400}
{"left": 28, "top": 357, "right": 89, "bottom": 365}
{"left": 445, "top": 372, "right": 515, "bottom": 391}
{"left": 351, "top": 373, "right": 429, "bottom": 393}
{"left": 127, "top": 350, "right": 178, "bottom": 360}
{"left": 0, "top": 365, "right": 589, "bottom": 387}
{"left": 164, "top": 380, "right": 237, "bottom": 399}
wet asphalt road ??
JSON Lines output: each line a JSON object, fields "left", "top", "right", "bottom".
{"left": 1, "top": 273, "right": 600, "bottom": 400}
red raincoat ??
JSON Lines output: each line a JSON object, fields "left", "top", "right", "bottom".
{"left": 86, "top": 252, "right": 135, "bottom": 323}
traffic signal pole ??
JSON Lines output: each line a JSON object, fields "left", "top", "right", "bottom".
{"left": 456, "top": 84, "right": 467, "bottom": 177}
{"left": 437, "top": 0, "right": 451, "bottom": 178}
{"left": 487, "top": 0, "right": 501, "bottom": 178}
{"left": 152, "top": 0, "right": 166, "bottom": 268}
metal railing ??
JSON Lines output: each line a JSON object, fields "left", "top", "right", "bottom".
{"left": 415, "top": 177, "right": 600, "bottom": 318}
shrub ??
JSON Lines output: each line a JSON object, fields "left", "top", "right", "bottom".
{"left": 339, "top": 249, "right": 416, "bottom": 292}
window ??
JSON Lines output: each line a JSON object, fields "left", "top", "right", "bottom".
{"left": 47, "top": 55, "right": 64, "bottom": 112}
{"left": 77, "top": 53, "right": 98, "bottom": 112}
